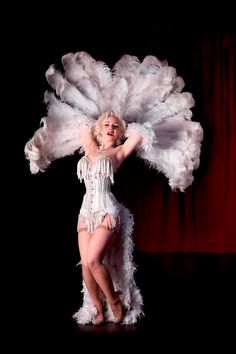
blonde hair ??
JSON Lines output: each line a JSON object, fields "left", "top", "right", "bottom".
{"left": 94, "top": 111, "right": 126, "bottom": 145}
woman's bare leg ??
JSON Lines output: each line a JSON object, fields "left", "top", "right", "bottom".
{"left": 87, "top": 227, "right": 123, "bottom": 321}
{"left": 78, "top": 214, "right": 123, "bottom": 322}
{"left": 87, "top": 227, "right": 117, "bottom": 303}
{"left": 78, "top": 230, "right": 103, "bottom": 311}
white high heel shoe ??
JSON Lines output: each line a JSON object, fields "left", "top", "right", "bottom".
{"left": 109, "top": 293, "right": 124, "bottom": 324}
{"left": 92, "top": 305, "right": 104, "bottom": 325}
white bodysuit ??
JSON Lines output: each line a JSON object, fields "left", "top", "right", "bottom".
{"left": 73, "top": 155, "right": 144, "bottom": 324}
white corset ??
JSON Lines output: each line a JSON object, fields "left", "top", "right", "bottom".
{"left": 77, "top": 156, "right": 121, "bottom": 232}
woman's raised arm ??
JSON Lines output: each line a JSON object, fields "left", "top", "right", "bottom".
{"left": 117, "top": 130, "right": 143, "bottom": 163}
{"left": 79, "top": 123, "right": 98, "bottom": 153}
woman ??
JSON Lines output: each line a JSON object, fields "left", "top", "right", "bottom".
{"left": 74, "top": 111, "right": 144, "bottom": 325}
{"left": 24, "top": 51, "right": 203, "bottom": 325}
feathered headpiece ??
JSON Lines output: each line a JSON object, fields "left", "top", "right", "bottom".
{"left": 25, "top": 51, "right": 203, "bottom": 191}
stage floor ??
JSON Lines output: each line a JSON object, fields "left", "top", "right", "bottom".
{"left": 9, "top": 252, "right": 236, "bottom": 351}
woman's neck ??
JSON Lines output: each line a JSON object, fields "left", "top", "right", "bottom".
{"left": 98, "top": 146, "right": 113, "bottom": 154}
{"left": 98, "top": 143, "right": 116, "bottom": 151}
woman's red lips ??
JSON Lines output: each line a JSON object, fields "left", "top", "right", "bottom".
{"left": 107, "top": 132, "right": 114, "bottom": 136}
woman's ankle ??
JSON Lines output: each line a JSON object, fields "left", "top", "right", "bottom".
{"left": 108, "top": 293, "right": 123, "bottom": 323}
{"left": 92, "top": 304, "right": 104, "bottom": 325}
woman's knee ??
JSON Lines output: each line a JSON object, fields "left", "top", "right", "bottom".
{"left": 87, "top": 257, "right": 102, "bottom": 272}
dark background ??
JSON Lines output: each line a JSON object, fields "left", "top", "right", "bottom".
{"left": 7, "top": 4, "right": 236, "bottom": 351}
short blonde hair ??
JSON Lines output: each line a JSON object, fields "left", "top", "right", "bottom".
{"left": 94, "top": 111, "right": 126, "bottom": 145}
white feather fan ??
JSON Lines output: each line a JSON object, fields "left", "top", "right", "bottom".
{"left": 25, "top": 51, "right": 203, "bottom": 190}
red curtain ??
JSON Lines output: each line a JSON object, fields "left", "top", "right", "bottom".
{"left": 132, "top": 30, "right": 236, "bottom": 253}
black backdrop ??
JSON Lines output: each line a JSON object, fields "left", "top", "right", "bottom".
{"left": 7, "top": 4, "right": 235, "bottom": 350}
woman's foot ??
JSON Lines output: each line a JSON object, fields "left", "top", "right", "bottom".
{"left": 109, "top": 294, "right": 124, "bottom": 324}
{"left": 92, "top": 305, "right": 104, "bottom": 325}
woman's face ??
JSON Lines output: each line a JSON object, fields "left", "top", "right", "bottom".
{"left": 100, "top": 115, "right": 123, "bottom": 145}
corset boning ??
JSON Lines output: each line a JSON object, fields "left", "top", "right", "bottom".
{"left": 82, "top": 176, "right": 119, "bottom": 214}
{"left": 77, "top": 156, "right": 121, "bottom": 231}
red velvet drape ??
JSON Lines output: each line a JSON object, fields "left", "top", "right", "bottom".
{"left": 132, "top": 30, "right": 235, "bottom": 253}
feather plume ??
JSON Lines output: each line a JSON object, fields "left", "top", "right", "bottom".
{"left": 25, "top": 51, "right": 203, "bottom": 191}
{"left": 46, "top": 65, "right": 99, "bottom": 117}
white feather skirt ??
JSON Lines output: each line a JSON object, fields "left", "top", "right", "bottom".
{"left": 72, "top": 206, "right": 144, "bottom": 325}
